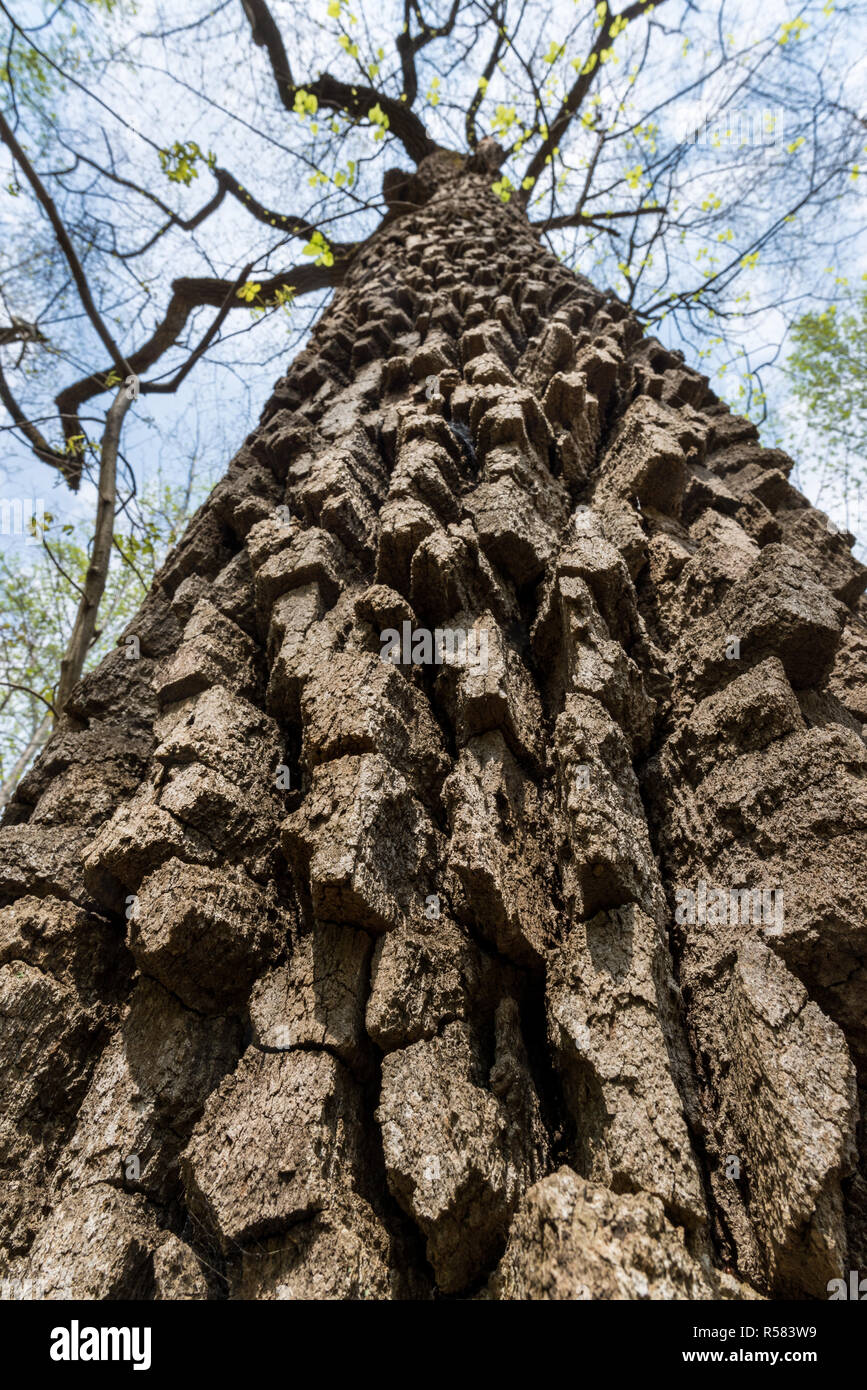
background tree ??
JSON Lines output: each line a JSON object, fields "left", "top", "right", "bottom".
{"left": 780, "top": 287, "right": 867, "bottom": 549}
{"left": 0, "top": 461, "right": 213, "bottom": 804}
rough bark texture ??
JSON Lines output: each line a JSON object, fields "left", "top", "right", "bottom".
{"left": 2, "top": 152, "right": 866, "bottom": 1301}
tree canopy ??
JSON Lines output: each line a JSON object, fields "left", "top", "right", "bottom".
{"left": 1, "top": 0, "right": 865, "bottom": 488}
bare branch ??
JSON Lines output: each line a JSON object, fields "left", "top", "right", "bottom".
{"left": 396, "top": 0, "right": 460, "bottom": 108}
{"left": 0, "top": 358, "right": 78, "bottom": 483}
{"left": 519, "top": 0, "right": 667, "bottom": 198}
{"left": 465, "top": 2, "right": 507, "bottom": 150}
{"left": 52, "top": 254, "right": 347, "bottom": 434}
{"left": 0, "top": 106, "right": 129, "bottom": 373}
{"left": 239, "top": 0, "right": 436, "bottom": 162}
{"left": 535, "top": 205, "right": 666, "bottom": 232}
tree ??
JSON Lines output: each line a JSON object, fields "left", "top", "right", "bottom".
{"left": 1, "top": 0, "right": 866, "bottom": 1305}
{"left": 783, "top": 288, "right": 867, "bottom": 545}
{"left": 0, "top": 464, "right": 214, "bottom": 806}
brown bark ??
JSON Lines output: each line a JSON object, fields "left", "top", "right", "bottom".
{"left": 1, "top": 152, "right": 866, "bottom": 1301}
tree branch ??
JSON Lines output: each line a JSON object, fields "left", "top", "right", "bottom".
{"left": 535, "top": 205, "right": 665, "bottom": 232}
{"left": 465, "top": 2, "right": 506, "bottom": 150}
{"left": 50, "top": 254, "right": 347, "bottom": 454}
{"left": 0, "top": 358, "right": 78, "bottom": 483}
{"left": 239, "top": 0, "right": 436, "bottom": 162}
{"left": 0, "top": 682, "right": 56, "bottom": 716}
{"left": 396, "top": 0, "right": 460, "bottom": 108}
{"left": 0, "top": 105, "right": 129, "bottom": 373}
{"left": 519, "top": 0, "right": 666, "bottom": 199}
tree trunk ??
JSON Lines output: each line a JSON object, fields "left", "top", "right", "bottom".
{"left": 0, "top": 711, "right": 51, "bottom": 813}
{"left": 2, "top": 153, "right": 866, "bottom": 1301}
{"left": 55, "top": 384, "right": 133, "bottom": 715}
